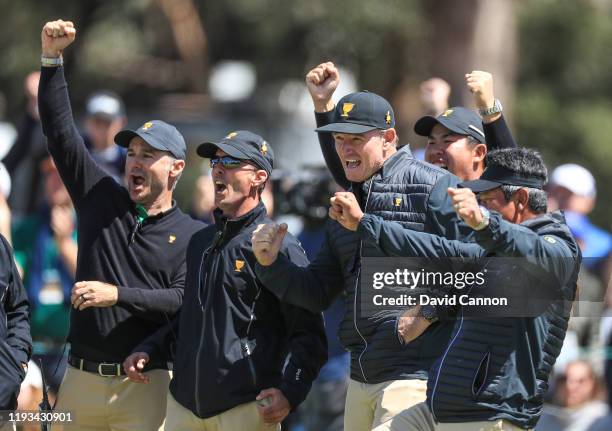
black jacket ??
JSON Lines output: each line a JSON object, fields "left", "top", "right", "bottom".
{"left": 137, "top": 203, "right": 327, "bottom": 418}
{"left": 256, "top": 144, "right": 473, "bottom": 384}
{"left": 0, "top": 234, "right": 31, "bottom": 409}
{"left": 359, "top": 211, "right": 581, "bottom": 428}
{"left": 38, "top": 66, "right": 205, "bottom": 363}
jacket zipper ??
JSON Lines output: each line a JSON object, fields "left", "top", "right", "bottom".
{"left": 429, "top": 307, "right": 464, "bottom": 422}
{"left": 354, "top": 180, "right": 373, "bottom": 383}
{"left": 194, "top": 222, "right": 227, "bottom": 413}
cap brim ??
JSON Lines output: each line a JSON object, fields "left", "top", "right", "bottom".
{"left": 196, "top": 141, "right": 250, "bottom": 159}
{"left": 114, "top": 130, "right": 139, "bottom": 148}
{"left": 114, "top": 130, "right": 172, "bottom": 154}
{"left": 414, "top": 116, "right": 438, "bottom": 137}
{"left": 315, "top": 123, "right": 378, "bottom": 134}
{"left": 459, "top": 179, "right": 503, "bottom": 193}
{"left": 414, "top": 115, "right": 471, "bottom": 138}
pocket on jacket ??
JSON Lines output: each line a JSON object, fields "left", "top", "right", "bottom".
{"left": 472, "top": 347, "right": 491, "bottom": 398}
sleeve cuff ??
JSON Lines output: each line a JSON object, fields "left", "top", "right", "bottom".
{"left": 254, "top": 257, "right": 291, "bottom": 299}
{"left": 116, "top": 285, "right": 137, "bottom": 306}
{"left": 278, "top": 381, "right": 306, "bottom": 411}
{"left": 315, "top": 110, "right": 335, "bottom": 129}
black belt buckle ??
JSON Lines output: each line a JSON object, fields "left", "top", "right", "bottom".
{"left": 98, "top": 362, "right": 121, "bottom": 377}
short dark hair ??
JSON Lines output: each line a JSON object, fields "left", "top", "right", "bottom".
{"left": 486, "top": 148, "right": 548, "bottom": 214}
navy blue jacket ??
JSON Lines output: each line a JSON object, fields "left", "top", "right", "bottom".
{"left": 137, "top": 203, "right": 327, "bottom": 418}
{"left": 358, "top": 210, "right": 581, "bottom": 428}
{"left": 0, "top": 235, "right": 31, "bottom": 409}
{"left": 256, "top": 143, "right": 475, "bottom": 384}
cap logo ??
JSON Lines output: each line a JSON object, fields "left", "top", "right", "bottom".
{"left": 394, "top": 197, "right": 402, "bottom": 207}
{"left": 385, "top": 111, "right": 392, "bottom": 125}
{"left": 235, "top": 260, "right": 245, "bottom": 272}
{"left": 341, "top": 103, "right": 355, "bottom": 118}
{"left": 442, "top": 109, "right": 453, "bottom": 117}
{"left": 226, "top": 132, "right": 238, "bottom": 139}
{"left": 261, "top": 141, "right": 268, "bottom": 155}
{"left": 168, "top": 234, "right": 176, "bottom": 244}
{"left": 142, "top": 122, "right": 154, "bottom": 130}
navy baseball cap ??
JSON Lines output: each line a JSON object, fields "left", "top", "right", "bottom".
{"left": 460, "top": 164, "right": 546, "bottom": 193}
{"left": 315, "top": 91, "right": 395, "bottom": 134}
{"left": 197, "top": 130, "right": 274, "bottom": 176}
{"left": 414, "top": 107, "right": 485, "bottom": 143}
{"left": 114, "top": 120, "right": 187, "bottom": 160}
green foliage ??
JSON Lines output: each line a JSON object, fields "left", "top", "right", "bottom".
{"left": 517, "top": 0, "right": 612, "bottom": 227}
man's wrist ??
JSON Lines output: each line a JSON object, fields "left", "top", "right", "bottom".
{"left": 41, "top": 54, "right": 63, "bottom": 67}
{"left": 313, "top": 100, "right": 334, "bottom": 113}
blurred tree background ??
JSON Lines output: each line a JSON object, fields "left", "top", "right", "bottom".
{"left": 0, "top": 0, "right": 610, "bottom": 226}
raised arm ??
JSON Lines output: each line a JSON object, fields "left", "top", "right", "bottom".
{"left": 38, "top": 20, "right": 109, "bottom": 206}
{"left": 465, "top": 70, "right": 517, "bottom": 150}
{"left": 306, "top": 62, "right": 350, "bottom": 190}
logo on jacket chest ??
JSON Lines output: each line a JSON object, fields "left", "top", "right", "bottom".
{"left": 235, "top": 260, "right": 245, "bottom": 272}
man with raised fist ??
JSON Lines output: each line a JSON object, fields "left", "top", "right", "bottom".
{"left": 251, "top": 62, "right": 473, "bottom": 431}
{"left": 38, "top": 19, "right": 204, "bottom": 430}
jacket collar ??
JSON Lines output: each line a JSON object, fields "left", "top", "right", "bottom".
{"left": 379, "top": 145, "right": 414, "bottom": 178}
{"left": 133, "top": 200, "right": 178, "bottom": 223}
{"left": 213, "top": 201, "right": 267, "bottom": 236}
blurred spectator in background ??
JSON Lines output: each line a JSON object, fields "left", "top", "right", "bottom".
{"left": 189, "top": 172, "right": 215, "bottom": 223}
{"left": 586, "top": 331, "right": 612, "bottom": 430}
{"left": 83, "top": 91, "right": 127, "bottom": 182}
{"left": 419, "top": 77, "right": 451, "bottom": 117}
{"left": 547, "top": 164, "right": 611, "bottom": 364}
{"left": 2, "top": 71, "right": 48, "bottom": 218}
{"left": 538, "top": 360, "right": 607, "bottom": 431}
{"left": 11, "top": 156, "right": 76, "bottom": 392}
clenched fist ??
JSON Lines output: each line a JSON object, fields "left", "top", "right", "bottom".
{"left": 328, "top": 192, "right": 364, "bottom": 231}
{"left": 252, "top": 223, "right": 288, "bottom": 266}
{"left": 305, "top": 61, "right": 339, "bottom": 113}
{"left": 465, "top": 70, "right": 499, "bottom": 122}
{"left": 41, "top": 19, "right": 76, "bottom": 58}
{"left": 447, "top": 187, "right": 484, "bottom": 230}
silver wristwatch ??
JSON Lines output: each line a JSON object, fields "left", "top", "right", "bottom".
{"left": 479, "top": 99, "right": 503, "bottom": 117}
{"left": 473, "top": 205, "right": 490, "bottom": 231}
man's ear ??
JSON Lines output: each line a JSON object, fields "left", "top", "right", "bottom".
{"left": 252, "top": 170, "right": 269, "bottom": 188}
{"left": 514, "top": 188, "right": 529, "bottom": 211}
{"left": 472, "top": 143, "right": 487, "bottom": 163}
{"left": 169, "top": 159, "right": 185, "bottom": 179}
{"left": 383, "top": 128, "right": 397, "bottom": 150}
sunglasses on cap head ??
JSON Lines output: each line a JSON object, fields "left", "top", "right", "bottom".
{"left": 209, "top": 155, "right": 246, "bottom": 169}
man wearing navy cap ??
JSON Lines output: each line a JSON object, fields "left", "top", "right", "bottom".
{"left": 38, "top": 20, "right": 205, "bottom": 430}
{"left": 251, "top": 63, "right": 476, "bottom": 431}
{"left": 125, "top": 130, "right": 326, "bottom": 431}
{"left": 330, "top": 147, "right": 581, "bottom": 430}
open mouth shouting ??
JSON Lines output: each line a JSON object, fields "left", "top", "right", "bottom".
{"left": 344, "top": 158, "right": 362, "bottom": 171}
{"left": 214, "top": 180, "right": 228, "bottom": 195}
{"left": 129, "top": 173, "right": 146, "bottom": 192}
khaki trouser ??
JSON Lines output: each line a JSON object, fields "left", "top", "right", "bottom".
{"left": 165, "top": 391, "right": 280, "bottom": 431}
{"left": 378, "top": 401, "right": 531, "bottom": 431}
{"left": 344, "top": 378, "right": 428, "bottom": 431}
{"left": 51, "top": 365, "right": 170, "bottom": 431}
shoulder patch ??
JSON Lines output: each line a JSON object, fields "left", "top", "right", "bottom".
{"left": 543, "top": 235, "right": 557, "bottom": 244}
